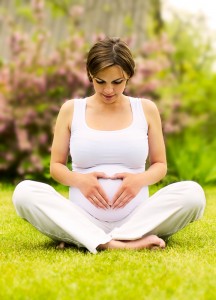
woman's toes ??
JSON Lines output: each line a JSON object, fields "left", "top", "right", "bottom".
{"left": 56, "top": 242, "right": 65, "bottom": 249}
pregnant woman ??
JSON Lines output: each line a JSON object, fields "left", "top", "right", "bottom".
{"left": 12, "top": 37, "right": 206, "bottom": 253}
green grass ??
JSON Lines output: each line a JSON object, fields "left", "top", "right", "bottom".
{"left": 0, "top": 184, "right": 215, "bottom": 300}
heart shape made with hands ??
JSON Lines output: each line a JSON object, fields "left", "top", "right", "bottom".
{"left": 97, "top": 177, "right": 123, "bottom": 205}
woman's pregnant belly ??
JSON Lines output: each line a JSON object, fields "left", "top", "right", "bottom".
{"left": 69, "top": 164, "right": 149, "bottom": 222}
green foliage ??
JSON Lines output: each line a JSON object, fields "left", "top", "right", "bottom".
{"left": 166, "top": 132, "right": 216, "bottom": 185}
{"left": 159, "top": 14, "right": 216, "bottom": 132}
{"left": 158, "top": 14, "right": 216, "bottom": 184}
{"left": 1, "top": 186, "right": 216, "bottom": 299}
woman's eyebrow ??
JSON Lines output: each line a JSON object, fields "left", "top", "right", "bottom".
{"left": 94, "top": 77, "right": 104, "bottom": 81}
{"left": 95, "top": 77, "right": 124, "bottom": 81}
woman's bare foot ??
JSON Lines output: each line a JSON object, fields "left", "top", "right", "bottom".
{"left": 97, "top": 235, "right": 165, "bottom": 251}
{"left": 56, "top": 241, "right": 66, "bottom": 249}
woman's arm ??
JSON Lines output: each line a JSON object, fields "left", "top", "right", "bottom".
{"left": 50, "top": 100, "right": 77, "bottom": 186}
{"left": 140, "top": 98, "right": 167, "bottom": 184}
{"left": 50, "top": 100, "right": 110, "bottom": 208}
{"left": 112, "top": 99, "right": 167, "bottom": 208}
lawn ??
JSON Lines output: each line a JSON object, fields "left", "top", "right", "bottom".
{"left": 0, "top": 184, "right": 215, "bottom": 300}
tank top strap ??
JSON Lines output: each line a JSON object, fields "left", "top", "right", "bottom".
{"left": 71, "top": 98, "right": 86, "bottom": 130}
{"left": 130, "top": 97, "right": 148, "bottom": 131}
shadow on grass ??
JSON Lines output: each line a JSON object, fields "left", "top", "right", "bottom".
{"left": 14, "top": 239, "right": 89, "bottom": 254}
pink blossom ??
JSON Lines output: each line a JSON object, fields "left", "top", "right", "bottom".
{"left": 72, "top": 52, "right": 84, "bottom": 63}
{"left": 38, "top": 133, "right": 48, "bottom": 144}
{"left": 139, "top": 60, "right": 161, "bottom": 76}
{"left": 37, "top": 33, "right": 47, "bottom": 44}
{"left": 0, "top": 68, "right": 10, "bottom": 85}
{"left": 58, "top": 68, "right": 67, "bottom": 76}
{"left": 141, "top": 40, "right": 159, "bottom": 55}
{"left": 130, "top": 72, "right": 144, "bottom": 85}
{"left": 69, "top": 5, "right": 84, "bottom": 18}
{"left": 5, "top": 153, "right": 14, "bottom": 162}
{"left": 91, "top": 33, "right": 106, "bottom": 43}
{"left": 172, "top": 100, "right": 182, "bottom": 110}
{"left": 66, "top": 60, "right": 76, "bottom": 69}
{"left": 0, "top": 123, "right": 7, "bottom": 133}
{"left": 29, "top": 154, "right": 43, "bottom": 171}
{"left": 66, "top": 74, "right": 74, "bottom": 85}
{"left": 15, "top": 127, "right": 31, "bottom": 151}
{"left": 123, "top": 35, "right": 137, "bottom": 48}
{"left": 9, "top": 32, "right": 28, "bottom": 56}
{"left": 71, "top": 35, "right": 85, "bottom": 49}
{"left": 143, "top": 80, "right": 160, "bottom": 93}
{"left": 33, "top": 76, "right": 47, "bottom": 93}
{"left": 49, "top": 52, "right": 60, "bottom": 65}
{"left": 163, "top": 122, "right": 181, "bottom": 134}
{"left": 31, "top": 0, "right": 44, "bottom": 17}
{"left": 161, "top": 43, "right": 175, "bottom": 53}
{"left": 72, "top": 69, "right": 90, "bottom": 87}
{"left": 22, "top": 109, "right": 37, "bottom": 125}
{"left": 17, "top": 166, "right": 25, "bottom": 175}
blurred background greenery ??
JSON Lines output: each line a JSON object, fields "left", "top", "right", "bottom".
{"left": 0, "top": 0, "right": 215, "bottom": 185}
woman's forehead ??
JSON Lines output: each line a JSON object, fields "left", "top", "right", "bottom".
{"left": 95, "top": 65, "right": 128, "bottom": 79}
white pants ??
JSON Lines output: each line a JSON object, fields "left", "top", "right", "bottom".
{"left": 12, "top": 180, "right": 206, "bottom": 254}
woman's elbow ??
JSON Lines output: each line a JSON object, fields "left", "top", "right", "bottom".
{"left": 163, "top": 163, "right": 168, "bottom": 177}
{"left": 49, "top": 162, "right": 56, "bottom": 179}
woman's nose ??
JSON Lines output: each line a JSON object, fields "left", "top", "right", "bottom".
{"left": 103, "top": 84, "right": 114, "bottom": 94}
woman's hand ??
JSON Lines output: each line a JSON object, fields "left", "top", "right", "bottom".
{"left": 76, "top": 172, "right": 110, "bottom": 209}
{"left": 111, "top": 173, "right": 144, "bottom": 209}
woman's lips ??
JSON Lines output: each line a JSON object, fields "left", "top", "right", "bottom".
{"left": 102, "top": 94, "right": 115, "bottom": 99}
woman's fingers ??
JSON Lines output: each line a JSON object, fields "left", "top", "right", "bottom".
{"left": 97, "top": 184, "right": 110, "bottom": 204}
{"left": 89, "top": 195, "right": 107, "bottom": 209}
{"left": 94, "top": 190, "right": 110, "bottom": 209}
{"left": 88, "top": 195, "right": 103, "bottom": 209}
{"left": 83, "top": 172, "right": 139, "bottom": 209}
{"left": 94, "top": 172, "right": 110, "bottom": 179}
{"left": 110, "top": 172, "right": 126, "bottom": 180}
{"left": 112, "top": 190, "right": 127, "bottom": 209}
{"left": 112, "top": 196, "right": 133, "bottom": 209}
{"left": 88, "top": 184, "right": 110, "bottom": 209}
{"left": 112, "top": 187, "right": 124, "bottom": 205}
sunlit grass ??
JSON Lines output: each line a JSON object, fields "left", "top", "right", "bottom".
{"left": 0, "top": 184, "right": 215, "bottom": 300}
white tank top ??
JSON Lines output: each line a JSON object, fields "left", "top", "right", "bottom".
{"left": 69, "top": 97, "right": 149, "bottom": 221}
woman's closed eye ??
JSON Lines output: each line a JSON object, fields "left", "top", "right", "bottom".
{"left": 95, "top": 80, "right": 105, "bottom": 84}
{"left": 113, "top": 80, "right": 124, "bottom": 84}
{"left": 95, "top": 79, "right": 124, "bottom": 85}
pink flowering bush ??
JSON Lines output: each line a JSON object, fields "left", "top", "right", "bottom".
{"left": 0, "top": 34, "right": 92, "bottom": 179}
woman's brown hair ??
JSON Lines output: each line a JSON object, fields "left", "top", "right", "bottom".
{"left": 86, "top": 37, "right": 135, "bottom": 82}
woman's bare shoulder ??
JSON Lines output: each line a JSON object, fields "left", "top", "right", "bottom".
{"left": 57, "top": 99, "right": 75, "bottom": 129}
{"left": 140, "top": 98, "right": 160, "bottom": 123}
{"left": 140, "top": 98, "right": 158, "bottom": 112}
{"left": 58, "top": 99, "right": 75, "bottom": 117}
{"left": 59, "top": 99, "right": 74, "bottom": 113}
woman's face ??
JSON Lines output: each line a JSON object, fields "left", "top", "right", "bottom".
{"left": 92, "top": 65, "right": 128, "bottom": 104}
